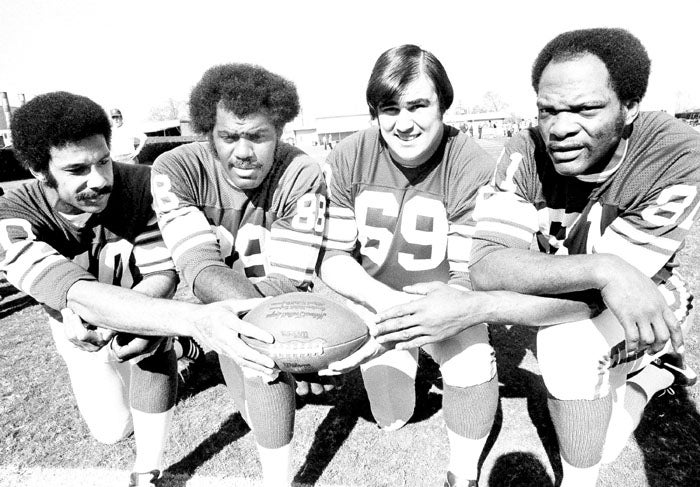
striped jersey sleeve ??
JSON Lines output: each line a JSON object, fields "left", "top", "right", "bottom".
{"left": 593, "top": 156, "right": 700, "bottom": 277}
{"left": 323, "top": 145, "right": 359, "bottom": 255}
{"left": 151, "top": 147, "right": 229, "bottom": 288}
{"left": 263, "top": 153, "right": 327, "bottom": 289}
{"left": 131, "top": 213, "right": 177, "bottom": 276}
{"left": 0, "top": 196, "right": 95, "bottom": 311}
{"left": 445, "top": 138, "right": 496, "bottom": 288}
{"left": 470, "top": 136, "right": 540, "bottom": 266}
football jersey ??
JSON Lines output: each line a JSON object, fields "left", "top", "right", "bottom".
{"left": 0, "top": 163, "right": 174, "bottom": 315}
{"left": 472, "top": 111, "right": 700, "bottom": 320}
{"left": 324, "top": 124, "right": 495, "bottom": 291}
{"left": 151, "top": 141, "right": 326, "bottom": 295}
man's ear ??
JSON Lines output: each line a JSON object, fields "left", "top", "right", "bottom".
{"left": 623, "top": 99, "right": 640, "bottom": 126}
{"left": 29, "top": 167, "right": 47, "bottom": 182}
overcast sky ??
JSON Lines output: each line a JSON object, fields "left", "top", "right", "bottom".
{"left": 2, "top": 0, "right": 699, "bottom": 123}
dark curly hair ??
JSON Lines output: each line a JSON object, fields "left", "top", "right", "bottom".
{"left": 531, "top": 28, "right": 650, "bottom": 102}
{"left": 11, "top": 91, "right": 111, "bottom": 173}
{"left": 189, "top": 63, "right": 300, "bottom": 134}
{"left": 366, "top": 44, "right": 453, "bottom": 119}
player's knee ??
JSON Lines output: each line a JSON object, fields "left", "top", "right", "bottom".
{"left": 538, "top": 320, "right": 612, "bottom": 400}
{"left": 86, "top": 415, "right": 134, "bottom": 444}
{"left": 440, "top": 343, "right": 496, "bottom": 388}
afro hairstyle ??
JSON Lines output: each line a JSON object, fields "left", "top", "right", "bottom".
{"left": 531, "top": 27, "right": 651, "bottom": 103}
{"left": 188, "top": 63, "right": 300, "bottom": 134}
{"left": 11, "top": 91, "right": 112, "bottom": 173}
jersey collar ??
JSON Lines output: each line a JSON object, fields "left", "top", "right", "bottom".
{"left": 575, "top": 138, "right": 629, "bottom": 184}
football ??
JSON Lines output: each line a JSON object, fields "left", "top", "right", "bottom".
{"left": 242, "top": 293, "right": 369, "bottom": 374}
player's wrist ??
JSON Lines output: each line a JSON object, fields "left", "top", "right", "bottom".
{"left": 589, "top": 254, "right": 630, "bottom": 290}
{"left": 472, "top": 291, "right": 503, "bottom": 323}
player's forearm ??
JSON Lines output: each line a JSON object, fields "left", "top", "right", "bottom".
{"left": 130, "top": 271, "right": 178, "bottom": 299}
{"left": 66, "top": 280, "right": 199, "bottom": 336}
{"left": 481, "top": 290, "right": 597, "bottom": 327}
{"left": 192, "top": 264, "right": 262, "bottom": 304}
{"left": 470, "top": 248, "right": 615, "bottom": 295}
{"left": 319, "top": 253, "right": 397, "bottom": 312}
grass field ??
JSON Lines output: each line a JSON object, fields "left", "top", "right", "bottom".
{"left": 1, "top": 138, "right": 699, "bottom": 487}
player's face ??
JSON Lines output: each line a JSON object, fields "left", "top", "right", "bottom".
{"left": 377, "top": 75, "right": 445, "bottom": 168}
{"left": 212, "top": 106, "right": 279, "bottom": 190}
{"left": 39, "top": 134, "right": 114, "bottom": 214}
{"left": 536, "top": 54, "right": 639, "bottom": 176}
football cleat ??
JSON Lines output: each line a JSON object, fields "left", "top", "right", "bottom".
{"left": 651, "top": 352, "right": 697, "bottom": 387}
{"left": 444, "top": 471, "right": 478, "bottom": 487}
{"left": 128, "top": 470, "right": 161, "bottom": 487}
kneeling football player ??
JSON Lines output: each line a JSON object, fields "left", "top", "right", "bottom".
{"left": 150, "top": 63, "right": 327, "bottom": 487}
{"left": 2, "top": 92, "right": 273, "bottom": 487}
{"left": 319, "top": 45, "right": 500, "bottom": 487}
{"left": 373, "top": 28, "right": 699, "bottom": 487}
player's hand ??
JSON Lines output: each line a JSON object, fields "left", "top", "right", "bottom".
{"left": 61, "top": 308, "right": 116, "bottom": 352}
{"left": 110, "top": 334, "right": 164, "bottom": 362}
{"left": 375, "top": 282, "right": 487, "bottom": 349}
{"left": 318, "top": 299, "right": 392, "bottom": 375}
{"left": 599, "top": 258, "right": 683, "bottom": 355}
{"left": 293, "top": 373, "right": 336, "bottom": 396}
{"left": 190, "top": 298, "right": 278, "bottom": 378}
{"left": 318, "top": 335, "right": 393, "bottom": 376}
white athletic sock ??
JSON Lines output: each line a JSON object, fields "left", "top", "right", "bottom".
{"left": 560, "top": 456, "right": 600, "bottom": 487}
{"left": 447, "top": 428, "right": 487, "bottom": 480}
{"left": 257, "top": 443, "right": 292, "bottom": 487}
{"left": 131, "top": 408, "right": 173, "bottom": 472}
{"left": 627, "top": 365, "right": 674, "bottom": 401}
{"left": 601, "top": 409, "right": 635, "bottom": 464}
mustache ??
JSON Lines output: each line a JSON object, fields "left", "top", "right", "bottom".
{"left": 230, "top": 160, "right": 261, "bottom": 169}
{"left": 76, "top": 186, "right": 112, "bottom": 201}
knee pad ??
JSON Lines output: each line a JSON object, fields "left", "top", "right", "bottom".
{"left": 426, "top": 325, "right": 496, "bottom": 388}
{"left": 537, "top": 312, "right": 620, "bottom": 400}
{"left": 86, "top": 414, "right": 133, "bottom": 444}
{"left": 440, "top": 343, "right": 496, "bottom": 387}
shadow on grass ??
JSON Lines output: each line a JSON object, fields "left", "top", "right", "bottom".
{"left": 488, "top": 324, "right": 562, "bottom": 484}
{"left": 293, "top": 352, "right": 444, "bottom": 485}
{"left": 162, "top": 412, "right": 251, "bottom": 485}
{"left": 487, "top": 452, "right": 554, "bottom": 487}
{"left": 0, "top": 280, "right": 37, "bottom": 319}
{"left": 489, "top": 323, "right": 700, "bottom": 487}
{"left": 636, "top": 387, "right": 700, "bottom": 487}
{"left": 293, "top": 374, "right": 363, "bottom": 485}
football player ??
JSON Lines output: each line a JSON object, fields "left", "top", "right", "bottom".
{"left": 150, "top": 63, "right": 327, "bottom": 487}
{"left": 318, "top": 45, "right": 499, "bottom": 487}
{"left": 1, "top": 92, "right": 272, "bottom": 487}
{"left": 374, "top": 28, "right": 700, "bottom": 486}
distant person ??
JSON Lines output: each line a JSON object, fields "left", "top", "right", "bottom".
{"left": 477, "top": 123, "right": 483, "bottom": 139}
{"left": 110, "top": 108, "right": 147, "bottom": 164}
